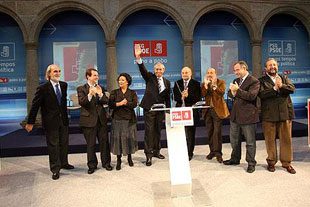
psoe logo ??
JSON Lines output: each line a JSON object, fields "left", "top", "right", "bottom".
{"left": 172, "top": 111, "right": 182, "bottom": 121}
{"left": 134, "top": 40, "right": 167, "bottom": 57}
{"left": 0, "top": 43, "right": 15, "bottom": 61}
{"left": 182, "top": 110, "right": 192, "bottom": 120}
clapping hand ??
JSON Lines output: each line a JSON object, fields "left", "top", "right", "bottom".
{"left": 89, "top": 85, "right": 97, "bottom": 96}
{"left": 275, "top": 76, "right": 282, "bottom": 89}
{"left": 96, "top": 85, "right": 103, "bottom": 96}
{"left": 229, "top": 81, "right": 239, "bottom": 96}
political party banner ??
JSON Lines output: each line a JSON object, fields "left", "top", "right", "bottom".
{"left": 200, "top": 40, "right": 238, "bottom": 87}
{"left": 0, "top": 14, "right": 26, "bottom": 120}
{"left": 170, "top": 107, "right": 194, "bottom": 127}
{"left": 262, "top": 18, "right": 310, "bottom": 110}
{"left": 38, "top": 11, "right": 106, "bottom": 89}
{"left": 193, "top": 12, "right": 252, "bottom": 91}
{"left": 116, "top": 10, "right": 184, "bottom": 108}
{"left": 53, "top": 41, "right": 97, "bottom": 95}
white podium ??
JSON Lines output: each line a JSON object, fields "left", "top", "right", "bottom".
{"left": 165, "top": 111, "right": 192, "bottom": 197}
{"left": 151, "top": 105, "right": 208, "bottom": 198}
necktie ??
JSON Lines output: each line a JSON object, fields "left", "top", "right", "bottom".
{"left": 239, "top": 78, "right": 243, "bottom": 87}
{"left": 157, "top": 78, "right": 162, "bottom": 93}
{"left": 184, "top": 81, "right": 188, "bottom": 90}
{"left": 55, "top": 84, "right": 62, "bottom": 105}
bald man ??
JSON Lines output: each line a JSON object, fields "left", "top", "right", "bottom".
{"left": 26, "top": 64, "right": 74, "bottom": 180}
{"left": 201, "top": 68, "right": 229, "bottom": 163}
{"left": 173, "top": 67, "right": 201, "bottom": 160}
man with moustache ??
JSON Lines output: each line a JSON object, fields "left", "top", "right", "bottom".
{"left": 259, "top": 58, "right": 296, "bottom": 174}
{"left": 77, "top": 68, "right": 112, "bottom": 174}
{"left": 135, "top": 44, "right": 171, "bottom": 166}
{"left": 26, "top": 64, "right": 74, "bottom": 180}
{"left": 173, "top": 67, "right": 200, "bottom": 161}
{"left": 223, "top": 61, "right": 260, "bottom": 173}
{"left": 201, "top": 68, "right": 230, "bottom": 163}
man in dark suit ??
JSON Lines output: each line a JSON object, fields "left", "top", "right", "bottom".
{"left": 25, "top": 64, "right": 74, "bottom": 180}
{"left": 223, "top": 61, "right": 260, "bottom": 173}
{"left": 201, "top": 68, "right": 230, "bottom": 163}
{"left": 173, "top": 67, "right": 200, "bottom": 161}
{"left": 77, "top": 68, "right": 112, "bottom": 174}
{"left": 259, "top": 58, "right": 296, "bottom": 174}
{"left": 135, "top": 44, "right": 171, "bottom": 166}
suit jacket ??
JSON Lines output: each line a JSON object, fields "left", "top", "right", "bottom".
{"left": 109, "top": 88, "right": 138, "bottom": 123}
{"left": 228, "top": 74, "right": 260, "bottom": 124}
{"left": 173, "top": 79, "right": 201, "bottom": 107}
{"left": 258, "top": 74, "right": 295, "bottom": 122}
{"left": 138, "top": 63, "right": 171, "bottom": 110}
{"left": 27, "top": 81, "right": 69, "bottom": 131}
{"left": 77, "top": 83, "right": 109, "bottom": 127}
{"left": 201, "top": 79, "right": 230, "bottom": 119}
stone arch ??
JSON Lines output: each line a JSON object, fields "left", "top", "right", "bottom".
{"left": 29, "top": 1, "right": 109, "bottom": 42}
{"left": 0, "top": 5, "right": 28, "bottom": 41}
{"left": 260, "top": 6, "right": 310, "bottom": 40}
{"left": 110, "top": 1, "right": 186, "bottom": 41}
{"left": 190, "top": 3, "right": 257, "bottom": 41}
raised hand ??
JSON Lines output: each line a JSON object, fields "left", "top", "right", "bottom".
{"left": 134, "top": 44, "right": 142, "bottom": 59}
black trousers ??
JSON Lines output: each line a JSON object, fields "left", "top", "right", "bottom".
{"left": 143, "top": 109, "right": 164, "bottom": 158}
{"left": 205, "top": 109, "right": 223, "bottom": 156}
{"left": 82, "top": 120, "right": 111, "bottom": 169}
{"left": 45, "top": 120, "right": 69, "bottom": 173}
{"left": 185, "top": 109, "right": 199, "bottom": 157}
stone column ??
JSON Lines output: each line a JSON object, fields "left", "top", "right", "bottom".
{"left": 105, "top": 40, "right": 118, "bottom": 92}
{"left": 182, "top": 39, "right": 194, "bottom": 75}
{"left": 251, "top": 39, "right": 262, "bottom": 78}
{"left": 21, "top": 41, "right": 39, "bottom": 127}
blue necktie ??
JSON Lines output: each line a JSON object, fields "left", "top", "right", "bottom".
{"left": 55, "top": 84, "right": 62, "bottom": 105}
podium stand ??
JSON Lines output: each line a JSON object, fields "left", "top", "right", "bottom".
{"left": 151, "top": 105, "right": 208, "bottom": 198}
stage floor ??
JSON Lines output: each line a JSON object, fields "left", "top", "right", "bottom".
{"left": 1, "top": 137, "right": 310, "bottom": 207}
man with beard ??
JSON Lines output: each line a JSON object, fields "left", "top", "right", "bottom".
{"left": 201, "top": 68, "right": 229, "bottom": 163}
{"left": 26, "top": 64, "right": 74, "bottom": 180}
{"left": 259, "top": 58, "right": 296, "bottom": 174}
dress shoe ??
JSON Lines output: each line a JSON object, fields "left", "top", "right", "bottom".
{"left": 88, "top": 168, "right": 95, "bottom": 174}
{"left": 116, "top": 159, "right": 121, "bottom": 171}
{"left": 206, "top": 153, "right": 214, "bottom": 160}
{"left": 223, "top": 159, "right": 240, "bottom": 165}
{"left": 216, "top": 156, "right": 223, "bottom": 163}
{"left": 52, "top": 172, "right": 60, "bottom": 180}
{"left": 267, "top": 164, "right": 275, "bottom": 172}
{"left": 128, "top": 158, "right": 134, "bottom": 167}
{"left": 146, "top": 158, "right": 152, "bottom": 166}
{"left": 188, "top": 155, "right": 193, "bottom": 161}
{"left": 103, "top": 164, "right": 113, "bottom": 171}
{"left": 61, "top": 164, "right": 74, "bottom": 170}
{"left": 282, "top": 165, "right": 296, "bottom": 174}
{"left": 247, "top": 165, "right": 255, "bottom": 173}
{"left": 153, "top": 153, "right": 165, "bottom": 159}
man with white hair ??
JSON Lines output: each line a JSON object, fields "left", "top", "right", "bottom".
{"left": 26, "top": 64, "right": 74, "bottom": 180}
{"left": 135, "top": 44, "right": 171, "bottom": 166}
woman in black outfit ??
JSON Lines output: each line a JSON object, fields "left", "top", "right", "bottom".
{"left": 109, "top": 73, "right": 138, "bottom": 170}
